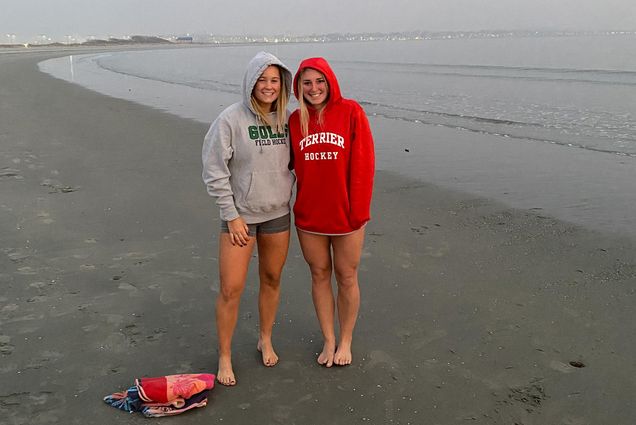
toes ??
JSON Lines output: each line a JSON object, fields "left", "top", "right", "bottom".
{"left": 258, "top": 340, "right": 279, "bottom": 367}
{"left": 334, "top": 350, "right": 352, "bottom": 366}
{"left": 318, "top": 353, "right": 334, "bottom": 367}
{"left": 217, "top": 363, "right": 236, "bottom": 386}
{"left": 218, "top": 377, "right": 236, "bottom": 386}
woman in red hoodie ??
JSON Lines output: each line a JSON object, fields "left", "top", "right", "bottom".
{"left": 289, "top": 58, "right": 375, "bottom": 367}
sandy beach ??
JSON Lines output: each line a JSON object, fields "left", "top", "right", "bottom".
{"left": 2, "top": 50, "right": 636, "bottom": 425}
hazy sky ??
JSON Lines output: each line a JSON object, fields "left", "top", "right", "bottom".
{"left": 2, "top": 0, "right": 635, "bottom": 42}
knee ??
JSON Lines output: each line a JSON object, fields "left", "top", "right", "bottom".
{"left": 310, "top": 264, "right": 332, "bottom": 284}
{"left": 260, "top": 270, "right": 281, "bottom": 290}
{"left": 219, "top": 283, "right": 244, "bottom": 302}
{"left": 258, "top": 267, "right": 283, "bottom": 288}
{"left": 334, "top": 267, "right": 358, "bottom": 289}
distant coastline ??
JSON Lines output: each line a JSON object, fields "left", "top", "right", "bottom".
{"left": 0, "top": 35, "right": 172, "bottom": 49}
{"left": 2, "top": 29, "right": 635, "bottom": 49}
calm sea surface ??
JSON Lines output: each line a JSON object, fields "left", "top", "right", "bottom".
{"left": 39, "top": 36, "right": 636, "bottom": 238}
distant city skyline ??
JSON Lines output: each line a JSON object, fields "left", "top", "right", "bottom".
{"left": 5, "top": 29, "right": 636, "bottom": 47}
{"left": 2, "top": 0, "right": 636, "bottom": 44}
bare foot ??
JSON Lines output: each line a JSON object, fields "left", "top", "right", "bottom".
{"left": 257, "top": 338, "right": 279, "bottom": 367}
{"left": 217, "top": 355, "right": 236, "bottom": 386}
{"left": 334, "top": 341, "right": 352, "bottom": 366}
{"left": 317, "top": 340, "right": 336, "bottom": 367}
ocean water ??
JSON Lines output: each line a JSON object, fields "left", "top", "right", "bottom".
{"left": 39, "top": 36, "right": 636, "bottom": 238}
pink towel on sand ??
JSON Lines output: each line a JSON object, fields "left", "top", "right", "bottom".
{"left": 136, "top": 374, "right": 215, "bottom": 407}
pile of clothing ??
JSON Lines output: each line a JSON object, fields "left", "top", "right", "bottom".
{"left": 104, "top": 373, "right": 215, "bottom": 417}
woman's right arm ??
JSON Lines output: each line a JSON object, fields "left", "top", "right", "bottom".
{"left": 202, "top": 115, "right": 240, "bottom": 222}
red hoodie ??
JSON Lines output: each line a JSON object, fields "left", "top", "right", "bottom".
{"left": 289, "top": 57, "right": 375, "bottom": 235}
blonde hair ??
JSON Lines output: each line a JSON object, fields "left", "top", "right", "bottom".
{"left": 250, "top": 65, "right": 289, "bottom": 134}
{"left": 297, "top": 68, "right": 328, "bottom": 137}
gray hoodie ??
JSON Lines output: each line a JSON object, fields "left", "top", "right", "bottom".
{"left": 202, "top": 52, "right": 294, "bottom": 224}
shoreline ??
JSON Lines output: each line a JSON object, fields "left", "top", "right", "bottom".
{"left": 37, "top": 46, "right": 636, "bottom": 241}
{"left": 2, "top": 51, "right": 636, "bottom": 424}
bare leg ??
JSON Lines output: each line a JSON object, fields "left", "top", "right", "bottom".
{"left": 297, "top": 230, "right": 336, "bottom": 367}
{"left": 255, "top": 230, "right": 290, "bottom": 367}
{"left": 216, "top": 234, "right": 256, "bottom": 385}
{"left": 332, "top": 228, "right": 365, "bottom": 366}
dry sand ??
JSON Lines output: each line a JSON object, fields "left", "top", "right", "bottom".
{"left": 1, "top": 50, "right": 636, "bottom": 425}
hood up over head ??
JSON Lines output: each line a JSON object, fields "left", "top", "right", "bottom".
{"left": 292, "top": 57, "right": 342, "bottom": 106}
{"left": 242, "top": 51, "right": 292, "bottom": 114}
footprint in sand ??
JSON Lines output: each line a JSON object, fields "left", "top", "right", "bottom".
{"left": 410, "top": 225, "right": 429, "bottom": 235}
{"left": 82, "top": 324, "right": 99, "bottom": 332}
{"left": 40, "top": 179, "right": 79, "bottom": 194}
{"left": 119, "top": 322, "right": 150, "bottom": 347}
{"left": 2, "top": 303, "right": 19, "bottom": 313}
{"left": 507, "top": 381, "right": 547, "bottom": 412}
{"left": 146, "top": 328, "right": 167, "bottom": 343}
{"left": 26, "top": 295, "right": 47, "bottom": 303}
{"left": 118, "top": 282, "right": 138, "bottom": 291}
{"left": 0, "top": 335, "right": 15, "bottom": 355}
{"left": 0, "top": 168, "right": 23, "bottom": 180}
{"left": 6, "top": 249, "right": 30, "bottom": 263}
{"left": 16, "top": 266, "right": 38, "bottom": 275}
{"left": 37, "top": 211, "right": 54, "bottom": 224}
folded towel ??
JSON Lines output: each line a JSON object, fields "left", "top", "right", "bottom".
{"left": 104, "top": 373, "right": 215, "bottom": 417}
{"left": 136, "top": 373, "right": 215, "bottom": 406}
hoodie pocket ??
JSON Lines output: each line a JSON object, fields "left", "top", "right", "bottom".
{"left": 244, "top": 170, "right": 293, "bottom": 213}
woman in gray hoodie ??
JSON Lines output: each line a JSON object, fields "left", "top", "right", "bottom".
{"left": 202, "top": 52, "right": 294, "bottom": 386}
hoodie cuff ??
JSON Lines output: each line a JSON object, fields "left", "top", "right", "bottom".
{"left": 219, "top": 203, "right": 239, "bottom": 222}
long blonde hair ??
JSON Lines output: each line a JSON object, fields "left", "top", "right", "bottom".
{"left": 250, "top": 65, "right": 289, "bottom": 134}
{"left": 297, "top": 68, "right": 328, "bottom": 137}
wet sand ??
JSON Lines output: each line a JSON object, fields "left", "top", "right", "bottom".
{"left": 1, "top": 50, "right": 636, "bottom": 425}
